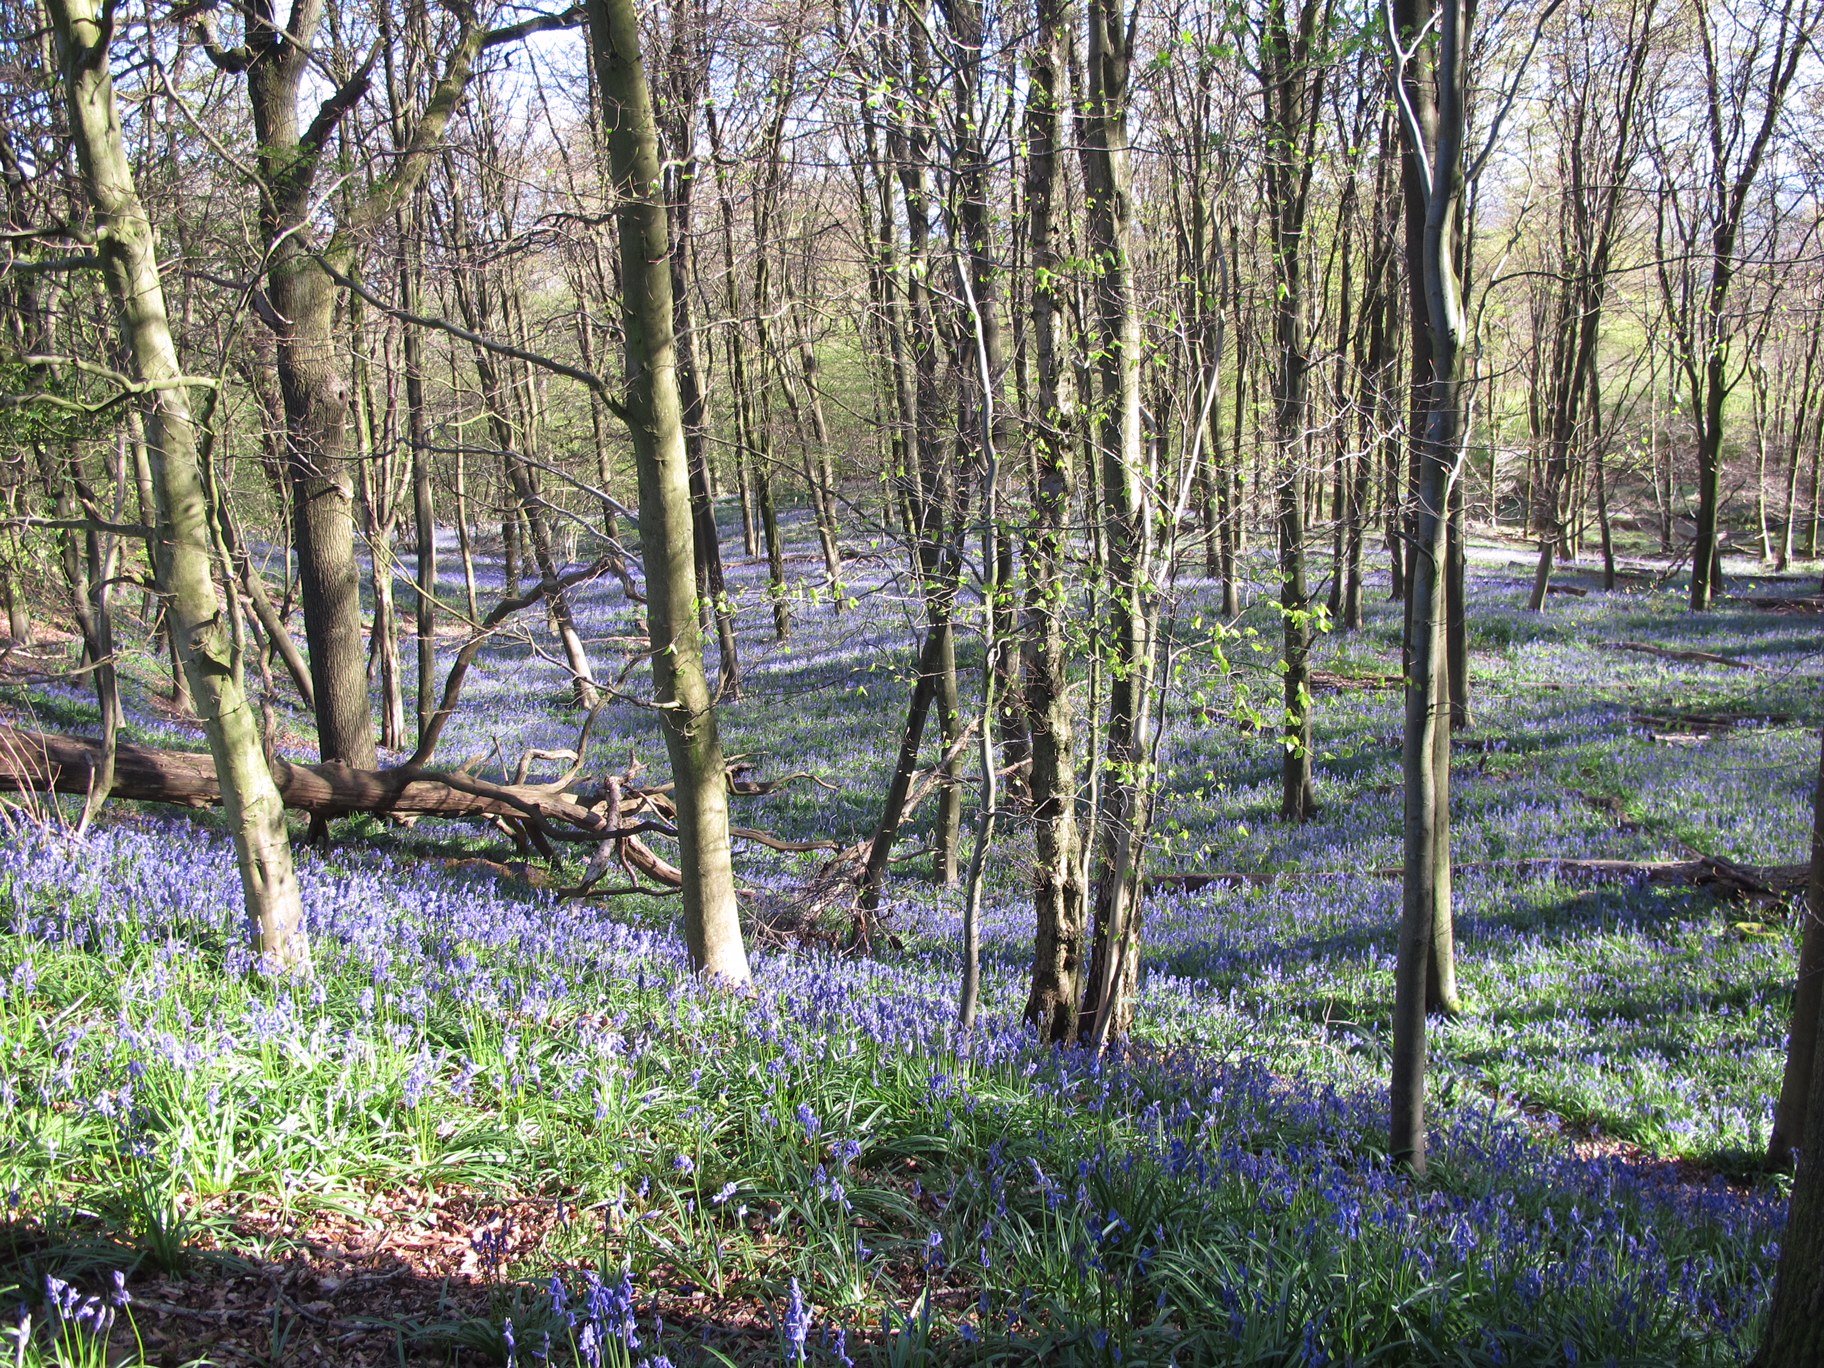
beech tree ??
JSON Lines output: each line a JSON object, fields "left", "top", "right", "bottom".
{"left": 1388, "top": 0, "right": 1472, "bottom": 1174}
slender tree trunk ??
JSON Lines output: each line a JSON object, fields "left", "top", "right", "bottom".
{"left": 351, "top": 332, "right": 407, "bottom": 751}
{"left": 1445, "top": 469, "right": 1469, "bottom": 730}
{"left": 50, "top": 0, "right": 307, "bottom": 969}
{"left": 1076, "top": 0, "right": 1153, "bottom": 1046}
{"left": 785, "top": 260, "right": 844, "bottom": 600}
{"left": 652, "top": 40, "right": 739, "bottom": 693}
{"left": 400, "top": 210, "right": 438, "bottom": 741}
{"left": 1389, "top": 0, "right": 1471, "bottom": 1172}
{"left": 52, "top": 440, "right": 123, "bottom": 827}
{"left": 707, "top": 108, "right": 787, "bottom": 634}
{"left": 1776, "top": 325, "right": 1818, "bottom": 572}
{"left": 858, "top": 631, "right": 942, "bottom": 912}
{"left": 587, "top": 0, "right": 750, "bottom": 983}
{"left": 1260, "top": 0, "right": 1328, "bottom": 824}
{"left": 454, "top": 444, "right": 479, "bottom": 621}
{"left": 1, "top": 572, "right": 30, "bottom": 647}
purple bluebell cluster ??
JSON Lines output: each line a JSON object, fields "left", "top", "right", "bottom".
{"left": 1, "top": 526, "right": 1813, "bottom": 1362}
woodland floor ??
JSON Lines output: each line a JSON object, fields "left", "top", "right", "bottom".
{"left": 0, "top": 514, "right": 1819, "bottom": 1365}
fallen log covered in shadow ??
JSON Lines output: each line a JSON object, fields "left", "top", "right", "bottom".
{"left": 1147, "top": 855, "right": 1807, "bottom": 900}
{"left": 1607, "top": 641, "right": 1754, "bottom": 670}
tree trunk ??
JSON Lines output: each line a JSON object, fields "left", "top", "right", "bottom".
{"left": 1445, "top": 470, "right": 1469, "bottom": 730}
{"left": 1, "top": 572, "right": 29, "bottom": 647}
{"left": 242, "top": 9, "right": 377, "bottom": 767}
{"left": 1076, "top": 0, "right": 1153, "bottom": 1046}
{"left": 1020, "top": 0, "right": 1087, "bottom": 1041}
{"left": 1389, "top": 0, "right": 1471, "bottom": 1172}
{"left": 50, "top": 0, "right": 307, "bottom": 970}
{"left": 400, "top": 209, "right": 438, "bottom": 742}
{"left": 658, "top": 89, "right": 741, "bottom": 697}
{"left": 587, "top": 0, "right": 751, "bottom": 983}
{"left": 706, "top": 104, "right": 789, "bottom": 639}
{"left": 351, "top": 336, "right": 406, "bottom": 752}
{"left": 858, "top": 630, "right": 942, "bottom": 912}
{"left": 1759, "top": 777, "right": 1824, "bottom": 1364}
{"left": 1260, "top": 0, "right": 1327, "bottom": 824}
{"left": 1769, "top": 728, "right": 1824, "bottom": 1171}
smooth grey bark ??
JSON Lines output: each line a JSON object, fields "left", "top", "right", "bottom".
{"left": 1388, "top": 0, "right": 1470, "bottom": 1172}
{"left": 49, "top": 0, "right": 307, "bottom": 970}
{"left": 587, "top": 0, "right": 751, "bottom": 984}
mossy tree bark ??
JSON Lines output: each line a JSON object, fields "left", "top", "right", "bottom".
{"left": 48, "top": 0, "right": 307, "bottom": 970}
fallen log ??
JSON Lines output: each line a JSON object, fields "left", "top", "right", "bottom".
{"left": 0, "top": 727, "right": 834, "bottom": 895}
{"left": 1309, "top": 668, "right": 1404, "bottom": 692}
{"left": 0, "top": 726, "right": 639, "bottom": 835}
{"left": 1608, "top": 641, "right": 1753, "bottom": 671}
{"left": 1146, "top": 856, "right": 1807, "bottom": 900}
{"left": 1732, "top": 595, "right": 1824, "bottom": 614}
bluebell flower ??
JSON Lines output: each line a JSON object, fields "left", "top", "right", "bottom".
{"left": 783, "top": 1278, "right": 810, "bottom": 1365}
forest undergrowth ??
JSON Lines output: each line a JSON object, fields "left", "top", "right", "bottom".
{"left": 0, "top": 523, "right": 1816, "bottom": 1366}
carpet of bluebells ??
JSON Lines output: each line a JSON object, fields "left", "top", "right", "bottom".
{"left": 0, "top": 516, "right": 1817, "bottom": 1365}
